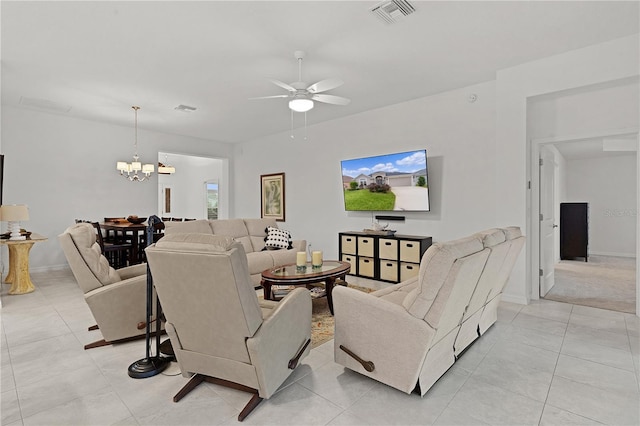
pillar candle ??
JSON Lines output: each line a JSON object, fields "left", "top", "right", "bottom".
{"left": 312, "top": 250, "right": 323, "bottom": 267}
{"left": 296, "top": 251, "right": 306, "bottom": 267}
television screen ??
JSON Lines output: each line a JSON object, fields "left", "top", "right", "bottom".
{"left": 341, "top": 149, "right": 430, "bottom": 211}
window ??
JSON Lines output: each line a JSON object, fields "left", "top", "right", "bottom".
{"left": 206, "top": 181, "right": 218, "bottom": 220}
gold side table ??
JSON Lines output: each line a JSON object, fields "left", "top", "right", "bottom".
{"left": 2, "top": 233, "right": 47, "bottom": 295}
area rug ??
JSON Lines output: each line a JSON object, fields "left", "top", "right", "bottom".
{"left": 309, "top": 284, "right": 375, "bottom": 348}
{"left": 544, "top": 255, "right": 636, "bottom": 314}
{"left": 259, "top": 284, "right": 374, "bottom": 348}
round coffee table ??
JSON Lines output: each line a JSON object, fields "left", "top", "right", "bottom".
{"left": 261, "top": 260, "right": 350, "bottom": 315}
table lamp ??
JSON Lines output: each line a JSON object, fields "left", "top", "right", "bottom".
{"left": 1, "top": 204, "right": 29, "bottom": 240}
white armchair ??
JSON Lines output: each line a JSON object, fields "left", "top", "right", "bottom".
{"left": 58, "top": 223, "right": 150, "bottom": 349}
{"left": 145, "top": 233, "right": 312, "bottom": 421}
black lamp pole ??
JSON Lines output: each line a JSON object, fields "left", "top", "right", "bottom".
{"left": 128, "top": 215, "right": 170, "bottom": 378}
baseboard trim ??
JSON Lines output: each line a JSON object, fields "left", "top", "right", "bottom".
{"left": 588, "top": 251, "right": 636, "bottom": 258}
{"left": 500, "top": 293, "right": 529, "bottom": 305}
{"left": 30, "top": 264, "right": 71, "bottom": 273}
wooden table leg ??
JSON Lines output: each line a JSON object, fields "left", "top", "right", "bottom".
{"left": 6, "top": 242, "right": 36, "bottom": 294}
{"left": 262, "top": 279, "right": 272, "bottom": 300}
{"left": 325, "top": 273, "right": 348, "bottom": 315}
{"left": 325, "top": 277, "right": 336, "bottom": 315}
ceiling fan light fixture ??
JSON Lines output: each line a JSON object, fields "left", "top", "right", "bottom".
{"left": 289, "top": 98, "right": 314, "bottom": 112}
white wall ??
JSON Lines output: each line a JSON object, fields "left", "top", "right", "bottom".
{"left": 1, "top": 106, "right": 232, "bottom": 271}
{"left": 527, "top": 76, "right": 639, "bottom": 260}
{"left": 234, "top": 80, "right": 498, "bottom": 261}
{"left": 157, "top": 152, "right": 228, "bottom": 220}
{"left": 565, "top": 155, "right": 637, "bottom": 257}
{"left": 528, "top": 77, "right": 639, "bottom": 139}
{"left": 497, "top": 34, "right": 639, "bottom": 303}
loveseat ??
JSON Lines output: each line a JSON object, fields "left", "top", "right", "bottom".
{"left": 333, "top": 227, "right": 524, "bottom": 395}
{"left": 164, "top": 218, "right": 306, "bottom": 285}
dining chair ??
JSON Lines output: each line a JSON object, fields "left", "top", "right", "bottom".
{"left": 103, "top": 217, "right": 126, "bottom": 243}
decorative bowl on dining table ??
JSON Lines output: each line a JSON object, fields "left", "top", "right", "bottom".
{"left": 127, "top": 216, "right": 147, "bottom": 224}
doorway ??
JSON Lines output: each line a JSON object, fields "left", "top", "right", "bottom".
{"left": 157, "top": 152, "right": 229, "bottom": 220}
{"left": 533, "top": 131, "right": 638, "bottom": 314}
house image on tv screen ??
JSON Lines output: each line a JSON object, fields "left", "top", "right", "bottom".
{"left": 341, "top": 149, "right": 430, "bottom": 212}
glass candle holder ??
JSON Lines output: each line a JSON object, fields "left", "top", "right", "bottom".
{"left": 312, "top": 250, "right": 323, "bottom": 269}
{"left": 296, "top": 251, "right": 307, "bottom": 272}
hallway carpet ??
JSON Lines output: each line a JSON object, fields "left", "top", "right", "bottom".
{"left": 544, "top": 255, "right": 636, "bottom": 314}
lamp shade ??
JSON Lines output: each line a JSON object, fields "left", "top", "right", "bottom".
{"left": 289, "top": 98, "right": 314, "bottom": 112}
{"left": 1, "top": 204, "right": 29, "bottom": 222}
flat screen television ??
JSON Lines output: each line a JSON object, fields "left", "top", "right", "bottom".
{"left": 341, "top": 149, "right": 430, "bottom": 212}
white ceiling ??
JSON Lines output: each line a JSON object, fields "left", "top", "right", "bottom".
{"left": 2, "top": 1, "right": 638, "bottom": 144}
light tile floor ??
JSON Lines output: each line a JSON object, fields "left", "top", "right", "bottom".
{"left": 1, "top": 269, "right": 639, "bottom": 425}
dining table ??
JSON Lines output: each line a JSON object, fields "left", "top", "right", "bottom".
{"left": 99, "top": 221, "right": 147, "bottom": 264}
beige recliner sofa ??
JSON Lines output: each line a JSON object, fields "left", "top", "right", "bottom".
{"left": 164, "top": 218, "right": 306, "bottom": 285}
{"left": 333, "top": 227, "right": 524, "bottom": 395}
{"left": 58, "top": 223, "right": 150, "bottom": 349}
{"left": 145, "top": 233, "right": 312, "bottom": 421}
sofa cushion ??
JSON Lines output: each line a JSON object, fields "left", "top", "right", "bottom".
{"left": 263, "top": 226, "right": 293, "bottom": 250}
{"left": 375, "top": 278, "right": 418, "bottom": 307}
{"left": 502, "top": 226, "right": 522, "bottom": 240}
{"left": 154, "top": 233, "right": 236, "bottom": 252}
{"left": 66, "top": 223, "right": 120, "bottom": 286}
{"left": 244, "top": 218, "right": 276, "bottom": 251}
{"left": 402, "top": 235, "right": 485, "bottom": 320}
{"left": 246, "top": 251, "right": 275, "bottom": 275}
{"left": 266, "top": 247, "right": 298, "bottom": 267}
{"left": 475, "top": 228, "right": 506, "bottom": 248}
{"left": 163, "top": 219, "right": 212, "bottom": 235}
{"left": 210, "top": 219, "right": 253, "bottom": 254}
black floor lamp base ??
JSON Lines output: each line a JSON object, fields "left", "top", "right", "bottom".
{"left": 128, "top": 356, "right": 170, "bottom": 379}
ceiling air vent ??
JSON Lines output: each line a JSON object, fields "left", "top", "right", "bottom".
{"left": 174, "top": 104, "right": 197, "bottom": 112}
{"left": 371, "top": 0, "right": 415, "bottom": 24}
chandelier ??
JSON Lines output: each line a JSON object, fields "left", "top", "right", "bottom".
{"left": 116, "top": 106, "right": 154, "bottom": 181}
{"left": 158, "top": 154, "right": 176, "bottom": 174}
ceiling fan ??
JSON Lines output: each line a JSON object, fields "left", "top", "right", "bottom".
{"left": 251, "top": 51, "right": 351, "bottom": 113}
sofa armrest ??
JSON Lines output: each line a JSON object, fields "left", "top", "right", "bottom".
{"left": 117, "top": 263, "right": 147, "bottom": 280}
{"left": 84, "top": 275, "right": 149, "bottom": 342}
{"left": 332, "top": 286, "right": 435, "bottom": 394}
{"left": 246, "top": 288, "right": 311, "bottom": 398}
{"left": 291, "top": 239, "right": 306, "bottom": 252}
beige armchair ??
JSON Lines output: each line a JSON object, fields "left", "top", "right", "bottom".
{"left": 145, "top": 233, "right": 312, "bottom": 422}
{"left": 58, "top": 223, "right": 150, "bottom": 349}
{"left": 333, "top": 227, "right": 524, "bottom": 396}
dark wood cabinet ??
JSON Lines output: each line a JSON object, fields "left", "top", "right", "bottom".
{"left": 339, "top": 231, "right": 432, "bottom": 283}
{"left": 560, "top": 202, "right": 589, "bottom": 262}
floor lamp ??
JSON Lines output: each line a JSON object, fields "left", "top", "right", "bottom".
{"left": 128, "top": 215, "right": 170, "bottom": 378}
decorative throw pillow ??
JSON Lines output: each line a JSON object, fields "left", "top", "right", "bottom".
{"left": 263, "top": 226, "right": 292, "bottom": 250}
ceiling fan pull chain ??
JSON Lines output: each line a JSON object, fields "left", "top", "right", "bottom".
{"left": 290, "top": 108, "right": 295, "bottom": 140}
{"left": 304, "top": 112, "right": 308, "bottom": 141}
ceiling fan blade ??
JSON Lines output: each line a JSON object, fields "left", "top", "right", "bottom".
{"left": 269, "top": 79, "right": 296, "bottom": 92}
{"left": 311, "top": 94, "right": 351, "bottom": 106}
{"left": 249, "top": 94, "right": 290, "bottom": 100}
{"left": 307, "top": 78, "right": 344, "bottom": 94}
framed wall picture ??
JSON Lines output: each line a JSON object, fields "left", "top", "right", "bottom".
{"left": 260, "top": 172, "right": 285, "bottom": 221}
